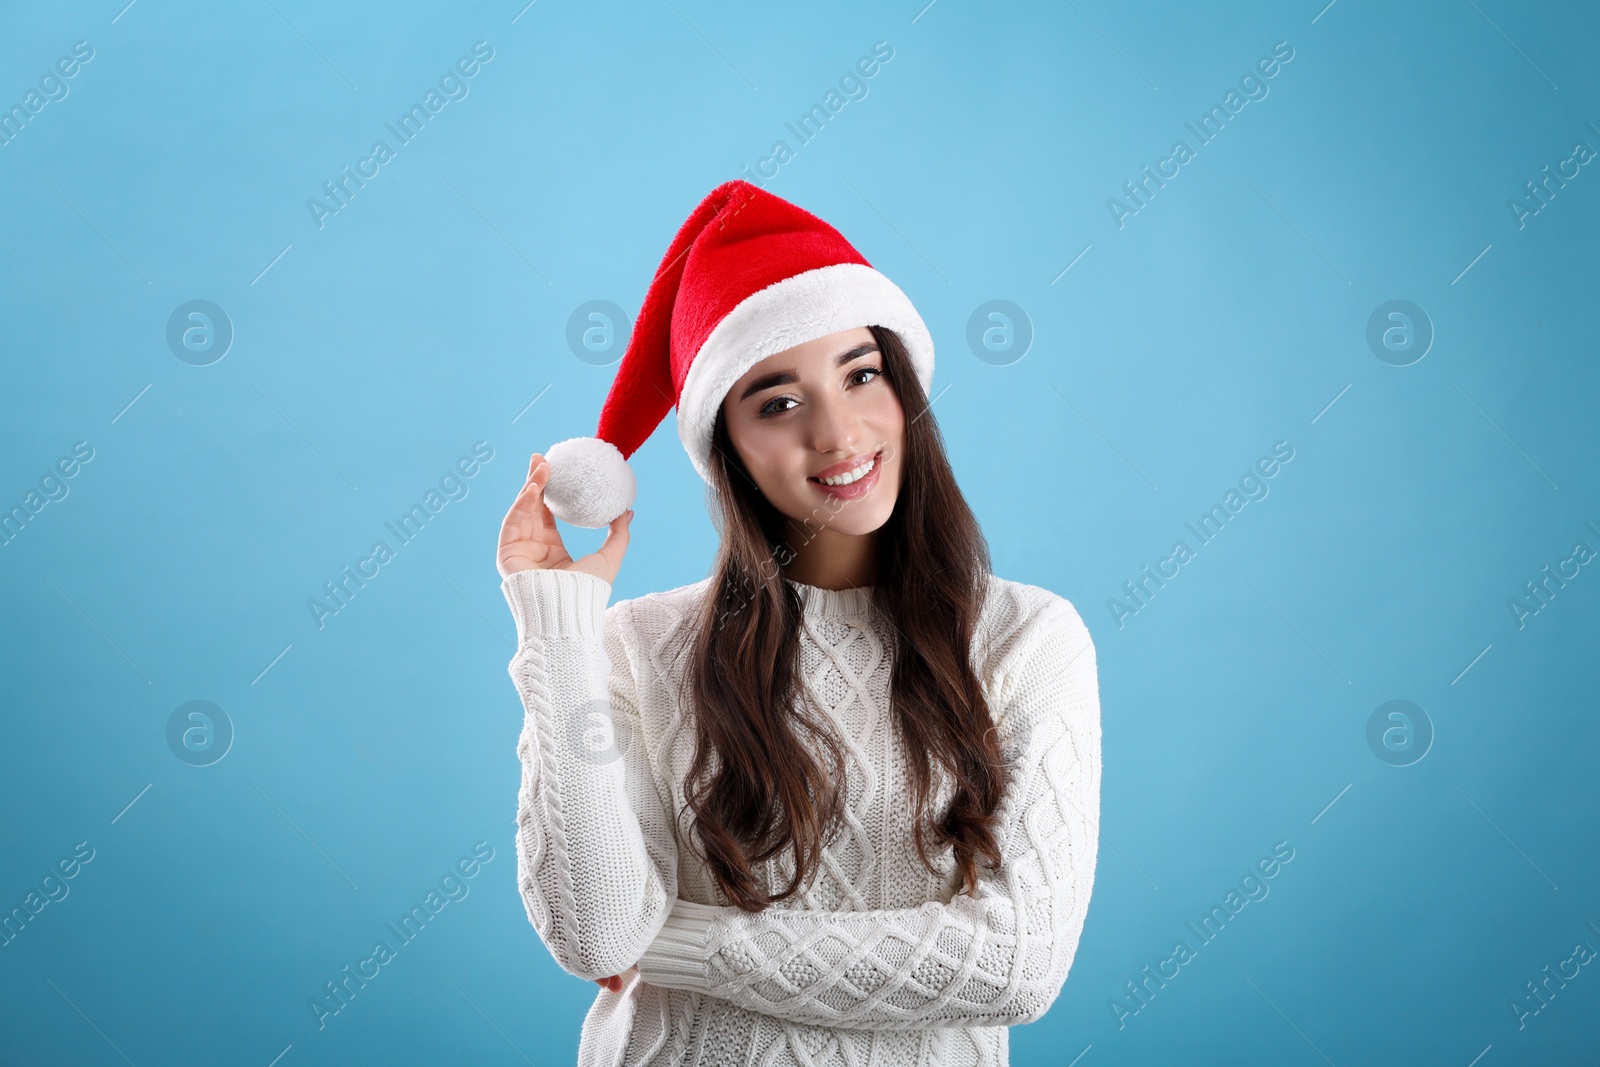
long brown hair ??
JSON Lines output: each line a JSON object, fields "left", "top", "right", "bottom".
{"left": 673, "top": 324, "right": 1006, "bottom": 912}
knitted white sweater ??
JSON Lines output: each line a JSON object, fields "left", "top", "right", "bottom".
{"left": 501, "top": 567, "right": 1101, "bottom": 1067}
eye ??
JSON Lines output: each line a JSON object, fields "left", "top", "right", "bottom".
{"left": 756, "top": 367, "right": 883, "bottom": 418}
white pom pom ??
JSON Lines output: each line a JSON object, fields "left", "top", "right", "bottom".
{"left": 542, "top": 437, "right": 636, "bottom": 528}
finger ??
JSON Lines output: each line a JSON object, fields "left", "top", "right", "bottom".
{"left": 527, "top": 463, "right": 561, "bottom": 536}
{"left": 503, "top": 461, "right": 553, "bottom": 534}
{"left": 498, "top": 477, "right": 544, "bottom": 545}
{"left": 589, "top": 508, "right": 633, "bottom": 572}
{"left": 499, "top": 459, "right": 574, "bottom": 576}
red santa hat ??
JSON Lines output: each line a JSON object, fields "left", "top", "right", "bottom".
{"left": 540, "top": 178, "right": 935, "bottom": 528}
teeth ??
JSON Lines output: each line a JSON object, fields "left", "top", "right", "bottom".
{"left": 816, "top": 454, "right": 876, "bottom": 486}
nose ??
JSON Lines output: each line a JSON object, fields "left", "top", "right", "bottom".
{"left": 805, "top": 387, "right": 861, "bottom": 457}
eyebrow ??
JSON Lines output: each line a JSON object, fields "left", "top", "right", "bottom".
{"left": 736, "top": 342, "right": 880, "bottom": 402}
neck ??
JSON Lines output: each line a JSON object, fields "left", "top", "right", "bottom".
{"left": 780, "top": 527, "right": 878, "bottom": 590}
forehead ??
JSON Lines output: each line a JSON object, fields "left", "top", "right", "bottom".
{"left": 735, "top": 326, "right": 877, "bottom": 381}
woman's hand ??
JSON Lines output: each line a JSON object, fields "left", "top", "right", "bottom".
{"left": 497, "top": 452, "right": 633, "bottom": 584}
{"left": 594, "top": 965, "right": 637, "bottom": 993}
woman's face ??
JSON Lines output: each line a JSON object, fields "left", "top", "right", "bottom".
{"left": 720, "top": 326, "right": 905, "bottom": 539}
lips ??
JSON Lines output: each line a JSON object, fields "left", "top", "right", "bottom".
{"left": 807, "top": 450, "right": 883, "bottom": 500}
{"left": 808, "top": 450, "right": 881, "bottom": 484}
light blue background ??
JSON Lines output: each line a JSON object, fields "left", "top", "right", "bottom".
{"left": 3, "top": 0, "right": 1597, "bottom": 1064}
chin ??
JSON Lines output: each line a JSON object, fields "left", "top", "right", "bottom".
{"left": 826, "top": 511, "right": 893, "bottom": 537}
{"left": 788, "top": 484, "right": 899, "bottom": 536}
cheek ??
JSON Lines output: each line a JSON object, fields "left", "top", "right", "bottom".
{"left": 869, "top": 393, "right": 906, "bottom": 444}
{"left": 737, "top": 425, "right": 804, "bottom": 487}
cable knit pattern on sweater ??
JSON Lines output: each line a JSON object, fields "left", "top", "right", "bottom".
{"left": 502, "top": 568, "right": 1101, "bottom": 1067}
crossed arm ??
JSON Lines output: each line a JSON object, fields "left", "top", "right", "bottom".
{"left": 632, "top": 597, "right": 1101, "bottom": 1028}
{"left": 505, "top": 569, "right": 1101, "bottom": 1028}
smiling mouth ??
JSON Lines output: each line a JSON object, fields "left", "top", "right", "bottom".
{"left": 808, "top": 450, "right": 881, "bottom": 487}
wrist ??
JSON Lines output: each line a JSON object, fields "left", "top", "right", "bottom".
{"left": 500, "top": 567, "right": 611, "bottom": 645}
{"left": 636, "top": 899, "right": 726, "bottom": 989}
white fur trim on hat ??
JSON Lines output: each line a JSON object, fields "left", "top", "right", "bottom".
{"left": 675, "top": 262, "right": 935, "bottom": 485}
{"left": 541, "top": 436, "right": 636, "bottom": 528}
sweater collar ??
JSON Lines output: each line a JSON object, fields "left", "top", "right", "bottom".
{"left": 783, "top": 577, "right": 876, "bottom": 619}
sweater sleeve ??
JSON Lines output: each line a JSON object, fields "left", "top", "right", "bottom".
{"left": 633, "top": 597, "right": 1101, "bottom": 1029}
{"left": 502, "top": 568, "right": 678, "bottom": 982}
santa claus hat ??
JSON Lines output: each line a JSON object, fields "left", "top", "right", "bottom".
{"left": 541, "top": 179, "right": 935, "bottom": 528}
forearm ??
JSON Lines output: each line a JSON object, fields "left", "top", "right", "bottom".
{"left": 504, "top": 568, "right": 673, "bottom": 980}
{"left": 635, "top": 712, "right": 1099, "bottom": 1028}
{"left": 634, "top": 891, "right": 1078, "bottom": 1029}
{"left": 635, "top": 598, "right": 1102, "bottom": 1028}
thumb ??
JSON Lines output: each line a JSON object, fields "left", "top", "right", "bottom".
{"left": 606, "top": 509, "right": 635, "bottom": 555}
{"left": 586, "top": 508, "right": 633, "bottom": 581}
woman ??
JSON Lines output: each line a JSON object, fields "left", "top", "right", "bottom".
{"left": 494, "top": 180, "right": 1101, "bottom": 1067}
